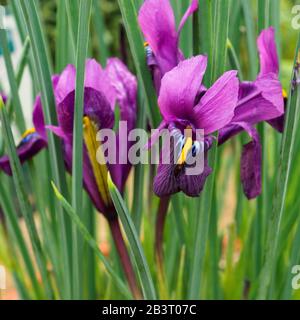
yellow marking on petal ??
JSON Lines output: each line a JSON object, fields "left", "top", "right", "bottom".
{"left": 83, "top": 116, "right": 112, "bottom": 206}
{"left": 21, "top": 128, "right": 36, "bottom": 139}
{"left": 144, "top": 41, "right": 149, "bottom": 47}
{"left": 282, "top": 89, "right": 287, "bottom": 99}
{"left": 177, "top": 127, "right": 193, "bottom": 166}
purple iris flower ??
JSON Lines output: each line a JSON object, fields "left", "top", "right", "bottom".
{"left": 0, "top": 92, "right": 48, "bottom": 175}
{"left": 48, "top": 58, "right": 137, "bottom": 219}
{"left": 218, "top": 27, "right": 285, "bottom": 199}
{"left": 0, "top": 58, "right": 137, "bottom": 219}
{"left": 138, "top": 0, "right": 199, "bottom": 92}
{"left": 152, "top": 55, "right": 239, "bottom": 197}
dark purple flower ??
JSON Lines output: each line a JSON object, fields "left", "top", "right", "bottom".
{"left": 48, "top": 58, "right": 137, "bottom": 218}
{"left": 218, "top": 27, "right": 285, "bottom": 199}
{"left": 0, "top": 92, "right": 48, "bottom": 175}
{"left": 0, "top": 59, "right": 137, "bottom": 219}
{"left": 138, "top": 0, "right": 198, "bottom": 92}
{"left": 153, "top": 55, "right": 239, "bottom": 197}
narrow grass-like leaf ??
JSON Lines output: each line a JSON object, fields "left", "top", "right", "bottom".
{"left": 257, "top": 40, "right": 300, "bottom": 299}
{"left": 0, "top": 96, "right": 53, "bottom": 298}
{"left": 258, "top": 0, "right": 270, "bottom": 32}
{"left": 211, "top": 0, "right": 230, "bottom": 81}
{"left": 108, "top": 173, "right": 157, "bottom": 300}
{"left": 132, "top": 85, "right": 146, "bottom": 232}
{"left": 241, "top": 0, "right": 258, "bottom": 80}
{"left": 6, "top": 36, "right": 30, "bottom": 118}
{"left": 65, "top": 0, "right": 79, "bottom": 52}
{"left": 92, "top": 0, "right": 109, "bottom": 66}
{"left": 227, "top": 39, "right": 244, "bottom": 80}
{"left": 0, "top": 27, "right": 26, "bottom": 133}
{"left": 117, "top": 0, "right": 161, "bottom": 128}
{"left": 56, "top": 0, "right": 73, "bottom": 71}
{"left": 72, "top": 0, "right": 92, "bottom": 299}
{"left": 188, "top": 0, "right": 230, "bottom": 299}
{"left": 20, "top": 0, "right": 72, "bottom": 299}
{"left": 0, "top": 176, "right": 42, "bottom": 299}
{"left": 199, "top": 0, "right": 213, "bottom": 86}
{"left": 51, "top": 182, "right": 132, "bottom": 299}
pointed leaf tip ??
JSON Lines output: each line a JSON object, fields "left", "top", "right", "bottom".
{"left": 107, "top": 171, "right": 114, "bottom": 190}
{"left": 51, "top": 181, "right": 62, "bottom": 200}
{"left": 0, "top": 95, "right": 4, "bottom": 109}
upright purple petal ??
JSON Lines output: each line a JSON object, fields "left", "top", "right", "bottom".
{"left": 257, "top": 27, "right": 279, "bottom": 76}
{"left": 105, "top": 58, "right": 137, "bottom": 130}
{"left": 32, "top": 75, "right": 59, "bottom": 139}
{"left": 194, "top": 70, "right": 239, "bottom": 134}
{"left": 138, "top": 0, "right": 178, "bottom": 74}
{"left": 84, "top": 59, "right": 113, "bottom": 104}
{"left": 158, "top": 55, "right": 207, "bottom": 124}
{"left": 105, "top": 58, "right": 138, "bottom": 191}
{"left": 55, "top": 64, "right": 76, "bottom": 105}
{"left": 178, "top": 0, "right": 199, "bottom": 35}
{"left": 32, "top": 96, "right": 46, "bottom": 139}
{"left": 57, "top": 87, "right": 114, "bottom": 135}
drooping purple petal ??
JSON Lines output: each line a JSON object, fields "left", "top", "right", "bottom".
{"left": 158, "top": 55, "right": 207, "bottom": 123}
{"left": 153, "top": 137, "right": 182, "bottom": 197}
{"left": 0, "top": 134, "right": 47, "bottom": 176}
{"left": 153, "top": 131, "right": 212, "bottom": 197}
{"left": 267, "top": 113, "right": 285, "bottom": 133}
{"left": 0, "top": 76, "right": 61, "bottom": 176}
{"left": 218, "top": 123, "right": 243, "bottom": 145}
{"left": 257, "top": 26, "right": 279, "bottom": 77}
{"left": 234, "top": 122, "right": 262, "bottom": 199}
{"left": 194, "top": 70, "right": 239, "bottom": 134}
{"left": 178, "top": 0, "right": 199, "bottom": 35}
{"left": 138, "top": 0, "right": 178, "bottom": 74}
{"left": 178, "top": 157, "right": 212, "bottom": 197}
{"left": 233, "top": 74, "right": 284, "bottom": 125}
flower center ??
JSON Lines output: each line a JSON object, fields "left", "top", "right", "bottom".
{"left": 19, "top": 128, "right": 38, "bottom": 145}
{"left": 83, "top": 116, "right": 112, "bottom": 207}
{"left": 144, "top": 41, "right": 153, "bottom": 59}
{"left": 21, "top": 127, "right": 36, "bottom": 139}
{"left": 177, "top": 126, "right": 193, "bottom": 165}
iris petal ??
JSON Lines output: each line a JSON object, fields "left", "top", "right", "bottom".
{"left": 158, "top": 55, "right": 207, "bottom": 123}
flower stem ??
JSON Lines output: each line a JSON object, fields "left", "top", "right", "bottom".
{"left": 108, "top": 217, "right": 142, "bottom": 300}
{"left": 155, "top": 196, "right": 171, "bottom": 268}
